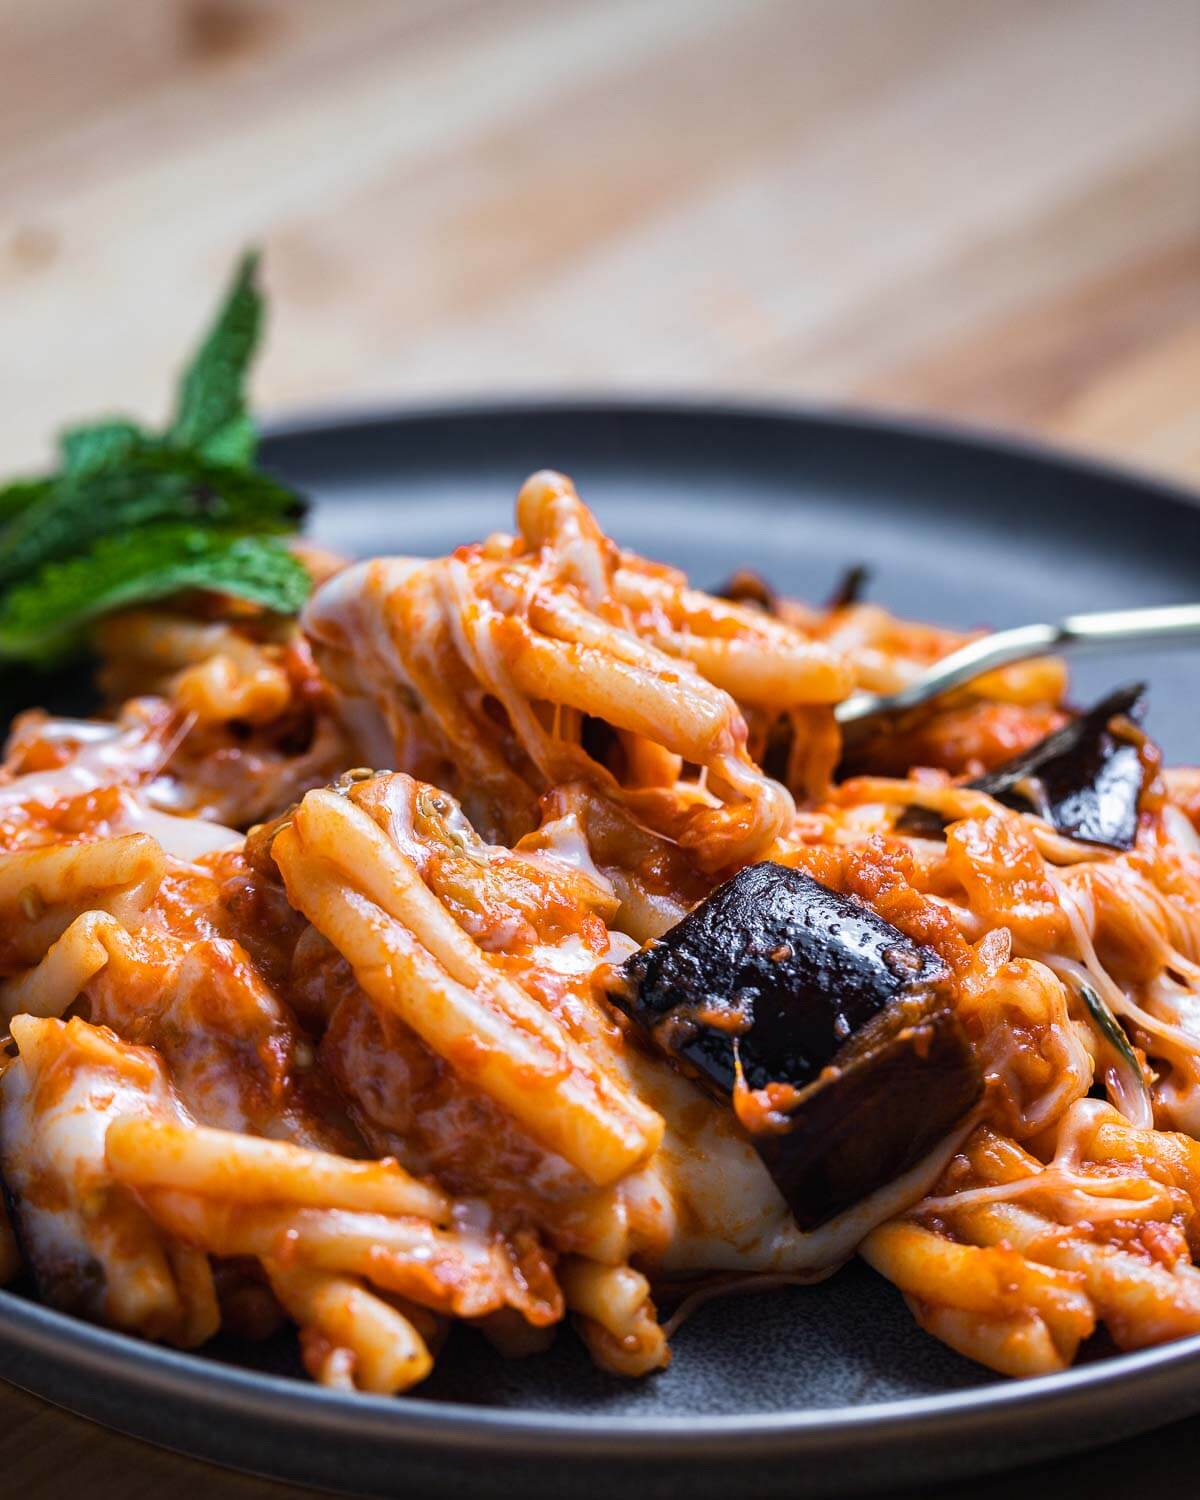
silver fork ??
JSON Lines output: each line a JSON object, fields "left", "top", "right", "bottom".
{"left": 834, "top": 603, "right": 1200, "bottom": 746}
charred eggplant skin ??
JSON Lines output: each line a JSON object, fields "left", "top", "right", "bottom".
{"left": 713, "top": 568, "right": 778, "bottom": 614}
{"left": 970, "top": 683, "right": 1148, "bottom": 849}
{"left": 610, "top": 862, "right": 982, "bottom": 1228}
{"left": 713, "top": 563, "right": 870, "bottom": 615}
{"left": 614, "top": 862, "right": 950, "bottom": 1095}
{"left": 824, "top": 562, "right": 871, "bottom": 612}
{"left": 755, "top": 1000, "right": 980, "bottom": 1229}
{"left": 895, "top": 684, "right": 1149, "bottom": 850}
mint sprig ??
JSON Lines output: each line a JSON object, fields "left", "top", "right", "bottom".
{"left": 0, "top": 446, "right": 303, "bottom": 591}
{"left": 0, "top": 253, "right": 310, "bottom": 665}
{"left": 168, "top": 250, "right": 262, "bottom": 464}
{"left": 0, "top": 527, "right": 311, "bottom": 665}
{"left": 0, "top": 477, "right": 53, "bottom": 524}
{"left": 59, "top": 419, "right": 144, "bottom": 480}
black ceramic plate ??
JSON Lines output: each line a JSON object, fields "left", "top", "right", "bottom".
{"left": 4, "top": 400, "right": 1200, "bottom": 1498}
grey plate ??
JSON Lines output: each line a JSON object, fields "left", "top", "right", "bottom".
{"left": 4, "top": 399, "right": 1200, "bottom": 1497}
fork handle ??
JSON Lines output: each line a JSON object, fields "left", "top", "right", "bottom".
{"left": 1057, "top": 603, "right": 1200, "bottom": 649}
{"left": 834, "top": 602, "right": 1200, "bottom": 729}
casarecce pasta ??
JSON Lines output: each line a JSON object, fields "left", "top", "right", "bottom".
{"left": 3, "top": 467, "right": 1200, "bottom": 1394}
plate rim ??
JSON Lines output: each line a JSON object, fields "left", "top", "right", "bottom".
{"left": 6, "top": 1282, "right": 1200, "bottom": 1453}
{"left": 5, "top": 394, "right": 1200, "bottom": 1464}
{"left": 257, "top": 389, "right": 1200, "bottom": 516}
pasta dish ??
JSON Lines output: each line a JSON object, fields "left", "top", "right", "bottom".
{"left": 6, "top": 460, "right": 1200, "bottom": 1397}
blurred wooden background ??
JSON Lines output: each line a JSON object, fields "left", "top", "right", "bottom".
{"left": 2, "top": 1, "right": 1200, "bottom": 1497}
{"left": 2, "top": 0, "right": 1198, "bottom": 482}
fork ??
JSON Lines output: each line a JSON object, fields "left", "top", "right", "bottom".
{"left": 833, "top": 603, "right": 1200, "bottom": 746}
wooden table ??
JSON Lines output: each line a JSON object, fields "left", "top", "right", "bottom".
{"left": 1, "top": 1, "right": 1199, "bottom": 1495}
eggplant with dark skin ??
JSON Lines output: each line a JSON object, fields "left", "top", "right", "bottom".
{"left": 713, "top": 562, "right": 871, "bottom": 615}
{"left": 713, "top": 568, "right": 778, "bottom": 614}
{"left": 608, "top": 862, "right": 982, "bottom": 1230}
{"left": 824, "top": 562, "right": 871, "bottom": 612}
{"left": 896, "top": 684, "right": 1151, "bottom": 850}
{"left": 969, "top": 683, "right": 1149, "bottom": 849}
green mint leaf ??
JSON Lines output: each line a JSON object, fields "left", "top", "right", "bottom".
{"left": 0, "top": 251, "right": 306, "bottom": 668}
{"left": 168, "top": 250, "right": 262, "bottom": 462}
{"left": 0, "top": 476, "right": 53, "bottom": 524}
{"left": 59, "top": 419, "right": 147, "bottom": 478}
{"left": 0, "top": 446, "right": 306, "bottom": 590}
{"left": 0, "top": 527, "right": 312, "bottom": 665}
{"left": 196, "top": 411, "right": 255, "bottom": 468}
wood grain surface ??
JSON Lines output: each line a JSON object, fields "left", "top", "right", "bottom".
{"left": 2, "top": 0, "right": 1198, "bottom": 481}
{"left": 1, "top": 1, "right": 1199, "bottom": 1496}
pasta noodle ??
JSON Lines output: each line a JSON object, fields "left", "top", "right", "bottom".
{"left": 264, "top": 1261, "right": 433, "bottom": 1394}
{"left": 2, "top": 467, "right": 1200, "bottom": 1392}
{"left": 105, "top": 1117, "right": 451, "bottom": 1222}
